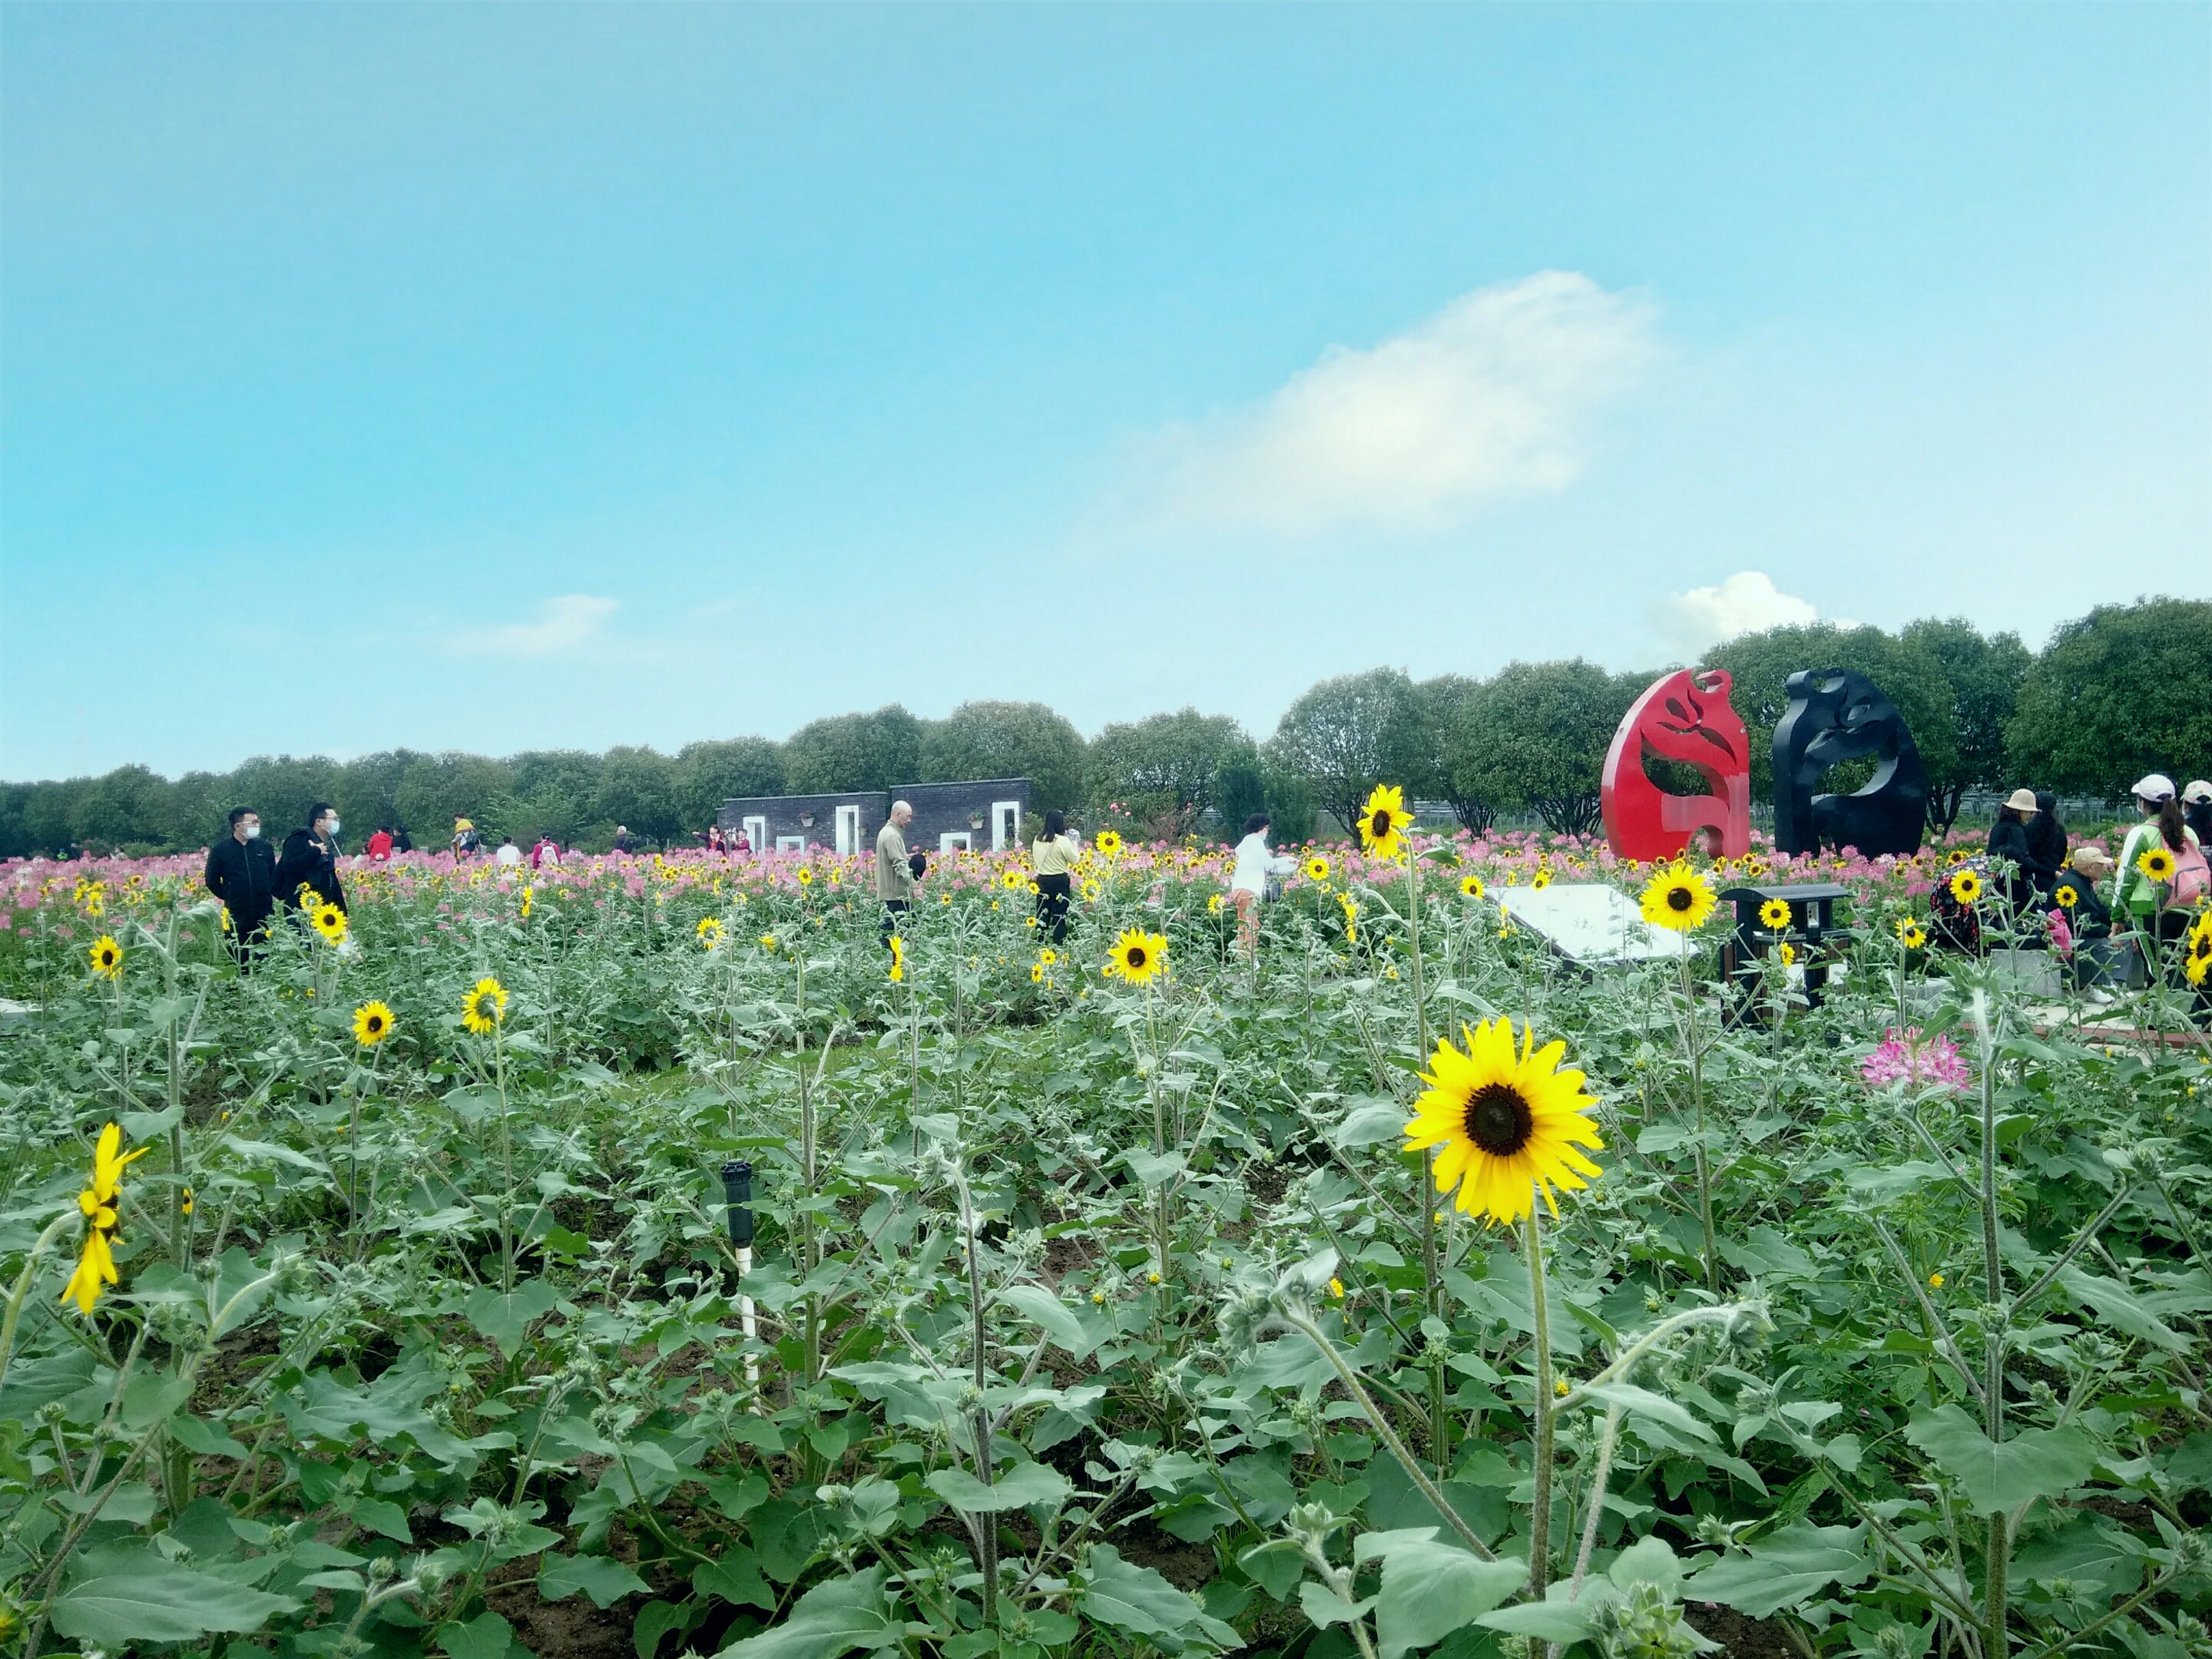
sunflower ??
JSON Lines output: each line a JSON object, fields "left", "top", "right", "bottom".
{"left": 1094, "top": 829, "right": 1124, "bottom": 858}
{"left": 1460, "top": 874, "right": 1485, "bottom": 899}
{"left": 1357, "top": 785, "right": 1408, "bottom": 859}
{"left": 1947, "top": 848, "right": 1969, "bottom": 866}
{"left": 1949, "top": 869, "right": 1983, "bottom": 905}
{"left": 87, "top": 935, "right": 124, "bottom": 979}
{"left": 2054, "top": 884, "right": 2078, "bottom": 909}
{"left": 795, "top": 867, "right": 814, "bottom": 888}
{"left": 888, "top": 935, "right": 906, "bottom": 983}
{"left": 1305, "top": 855, "right": 1331, "bottom": 883}
{"left": 1777, "top": 942, "right": 1797, "bottom": 967}
{"left": 1531, "top": 869, "right": 1553, "bottom": 891}
{"left": 1039, "top": 947, "right": 1058, "bottom": 965}
{"left": 2137, "top": 846, "right": 2178, "bottom": 884}
{"left": 1638, "top": 866, "right": 1715, "bottom": 932}
{"left": 1105, "top": 929, "right": 1167, "bottom": 987}
{"left": 1207, "top": 892, "right": 1224, "bottom": 915}
{"left": 61, "top": 1124, "right": 147, "bottom": 1317}
{"left": 1896, "top": 917, "right": 1928, "bottom": 950}
{"left": 1403, "top": 1018, "right": 1604, "bottom": 1225}
{"left": 1001, "top": 869, "right": 1025, "bottom": 891}
{"left": 519, "top": 886, "right": 534, "bottom": 919}
{"left": 1758, "top": 898, "right": 1792, "bottom": 930}
{"left": 352, "top": 1000, "right": 396, "bottom": 1046}
{"left": 760, "top": 933, "right": 779, "bottom": 952}
{"left": 696, "top": 916, "right": 724, "bottom": 949}
{"left": 2187, "top": 933, "right": 2210, "bottom": 988}
{"left": 1030, "top": 962, "right": 1045, "bottom": 982}
{"left": 461, "top": 976, "right": 508, "bottom": 1035}
{"left": 1081, "top": 879, "right": 1101, "bottom": 902}
{"left": 312, "top": 902, "right": 347, "bottom": 944}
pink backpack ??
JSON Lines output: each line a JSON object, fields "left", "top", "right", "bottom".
{"left": 2172, "top": 840, "right": 2210, "bottom": 907}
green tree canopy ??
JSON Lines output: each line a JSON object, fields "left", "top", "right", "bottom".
{"left": 1416, "top": 674, "right": 1499, "bottom": 832}
{"left": 1088, "top": 708, "right": 1256, "bottom": 834}
{"left": 674, "top": 737, "right": 786, "bottom": 830}
{"left": 919, "top": 700, "right": 1087, "bottom": 811}
{"left": 782, "top": 706, "right": 925, "bottom": 795}
{"left": 1443, "top": 661, "right": 1638, "bottom": 836}
{"left": 2007, "top": 598, "right": 2212, "bottom": 796}
{"left": 1265, "top": 669, "right": 1426, "bottom": 835}
{"left": 1899, "top": 618, "right": 2032, "bottom": 833}
{"left": 1702, "top": 623, "right": 1958, "bottom": 802}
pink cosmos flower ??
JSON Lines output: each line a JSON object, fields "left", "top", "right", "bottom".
{"left": 1861, "top": 1027, "right": 1972, "bottom": 1091}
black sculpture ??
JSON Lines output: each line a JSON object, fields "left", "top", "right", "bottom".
{"left": 1771, "top": 669, "right": 1928, "bottom": 857}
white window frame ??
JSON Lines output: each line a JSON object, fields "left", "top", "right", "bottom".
{"left": 991, "top": 800, "right": 1022, "bottom": 851}
{"left": 835, "top": 803, "right": 862, "bottom": 857}
{"left": 742, "top": 815, "right": 768, "bottom": 853}
{"left": 776, "top": 835, "right": 805, "bottom": 854}
{"left": 939, "top": 831, "right": 972, "bottom": 856}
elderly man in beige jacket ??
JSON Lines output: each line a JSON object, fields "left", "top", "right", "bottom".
{"left": 876, "top": 800, "right": 919, "bottom": 947}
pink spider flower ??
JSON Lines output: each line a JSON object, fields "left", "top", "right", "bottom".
{"left": 1861, "top": 1027, "right": 1972, "bottom": 1091}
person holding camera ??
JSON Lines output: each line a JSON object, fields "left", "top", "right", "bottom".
{"left": 876, "top": 800, "right": 922, "bottom": 947}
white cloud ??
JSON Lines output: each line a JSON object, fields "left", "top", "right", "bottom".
{"left": 1648, "top": 571, "right": 1823, "bottom": 658}
{"left": 1143, "top": 271, "right": 1657, "bottom": 535}
{"left": 449, "top": 594, "right": 618, "bottom": 658}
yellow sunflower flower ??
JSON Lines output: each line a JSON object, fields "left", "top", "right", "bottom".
{"left": 1638, "top": 866, "right": 1715, "bottom": 932}
{"left": 760, "top": 933, "right": 779, "bottom": 952}
{"left": 1460, "top": 874, "right": 1485, "bottom": 899}
{"left": 88, "top": 935, "right": 124, "bottom": 979}
{"left": 1531, "top": 869, "right": 1553, "bottom": 891}
{"left": 352, "top": 1000, "right": 395, "bottom": 1047}
{"left": 1777, "top": 942, "right": 1797, "bottom": 967}
{"left": 1305, "top": 855, "right": 1331, "bottom": 883}
{"left": 312, "top": 902, "right": 347, "bottom": 944}
{"left": 1759, "top": 898, "right": 1791, "bottom": 930}
{"left": 61, "top": 1123, "right": 147, "bottom": 1317}
{"left": 1357, "top": 784, "right": 1408, "bottom": 859}
{"left": 888, "top": 934, "right": 906, "bottom": 982}
{"left": 1001, "top": 869, "right": 1025, "bottom": 891}
{"left": 1207, "top": 892, "right": 1224, "bottom": 915}
{"left": 1104, "top": 929, "right": 1167, "bottom": 987}
{"left": 1896, "top": 917, "right": 1928, "bottom": 950}
{"left": 2137, "top": 846, "right": 2178, "bottom": 884}
{"left": 520, "top": 886, "right": 533, "bottom": 919}
{"left": 1030, "top": 962, "right": 1045, "bottom": 982}
{"left": 1949, "top": 868, "right": 1983, "bottom": 905}
{"left": 1081, "top": 879, "right": 1101, "bottom": 902}
{"left": 2054, "top": 884, "right": 2078, "bottom": 909}
{"left": 461, "top": 976, "right": 508, "bottom": 1035}
{"left": 795, "top": 867, "right": 814, "bottom": 888}
{"left": 1403, "top": 1018, "right": 1604, "bottom": 1225}
{"left": 1094, "top": 829, "right": 1124, "bottom": 857}
{"left": 697, "top": 916, "right": 724, "bottom": 949}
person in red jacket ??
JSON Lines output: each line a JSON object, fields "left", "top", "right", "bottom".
{"left": 366, "top": 826, "right": 394, "bottom": 861}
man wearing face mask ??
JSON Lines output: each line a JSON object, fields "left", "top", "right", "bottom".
{"left": 204, "top": 807, "right": 280, "bottom": 965}
{"left": 277, "top": 802, "right": 349, "bottom": 918}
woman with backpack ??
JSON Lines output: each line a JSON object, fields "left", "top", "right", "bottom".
{"left": 2113, "top": 774, "right": 2207, "bottom": 949}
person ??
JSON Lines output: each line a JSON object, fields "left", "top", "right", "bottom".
{"left": 2114, "top": 774, "right": 2205, "bottom": 946}
{"left": 277, "top": 803, "right": 347, "bottom": 917}
{"left": 2185, "top": 780, "right": 2212, "bottom": 850}
{"left": 452, "top": 817, "right": 482, "bottom": 858}
{"left": 733, "top": 830, "right": 752, "bottom": 855}
{"left": 876, "top": 800, "right": 919, "bottom": 946}
{"left": 2025, "top": 791, "right": 2068, "bottom": 887}
{"left": 204, "top": 807, "right": 279, "bottom": 967}
{"left": 366, "top": 825, "right": 394, "bottom": 862}
{"left": 707, "top": 824, "right": 725, "bottom": 855}
{"left": 612, "top": 825, "right": 635, "bottom": 855}
{"left": 392, "top": 822, "right": 414, "bottom": 854}
{"left": 1986, "top": 789, "right": 2057, "bottom": 915}
{"left": 2053, "top": 843, "right": 2114, "bottom": 941}
{"left": 495, "top": 834, "right": 524, "bottom": 868}
{"left": 1227, "top": 813, "right": 1297, "bottom": 955}
{"left": 1031, "top": 810, "right": 1082, "bottom": 945}
{"left": 538, "top": 838, "right": 561, "bottom": 870}
{"left": 528, "top": 834, "right": 550, "bottom": 869}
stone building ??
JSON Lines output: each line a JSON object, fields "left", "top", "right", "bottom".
{"left": 717, "top": 779, "right": 1029, "bottom": 858}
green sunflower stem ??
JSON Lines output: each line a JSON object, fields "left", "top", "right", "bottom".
{"left": 1407, "top": 845, "right": 1449, "bottom": 1473}
{"left": 1525, "top": 1199, "right": 1556, "bottom": 1605}
{"left": 1678, "top": 940, "right": 1719, "bottom": 1295}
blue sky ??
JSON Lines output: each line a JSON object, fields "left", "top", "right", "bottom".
{"left": 5, "top": 3, "right": 2207, "bottom": 782}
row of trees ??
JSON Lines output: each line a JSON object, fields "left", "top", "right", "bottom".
{"left": 4, "top": 598, "right": 2204, "bottom": 858}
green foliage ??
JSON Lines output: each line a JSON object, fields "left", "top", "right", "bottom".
{"left": 2008, "top": 597, "right": 2212, "bottom": 795}
{"left": 1441, "top": 660, "right": 1637, "bottom": 835}
{"left": 920, "top": 701, "right": 1088, "bottom": 813}
{"left": 1265, "top": 668, "right": 1427, "bottom": 834}
{"left": 1087, "top": 707, "right": 1256, "bottom": 833}
{"left": 1899, "top": 618, "right": 2032, "bottom": 831}
{"left": 782, "top": 706, "right": 926, "bottom": 796}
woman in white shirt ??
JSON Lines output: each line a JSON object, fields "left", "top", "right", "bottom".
{"left": 1227, "top": 813, "right": 1296, "bottom": 955}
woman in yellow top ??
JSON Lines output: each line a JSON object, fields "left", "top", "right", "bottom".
{"left": 1031, "top": 810, "right": 1082, "bottom": 945}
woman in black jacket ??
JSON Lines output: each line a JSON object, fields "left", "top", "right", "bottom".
{"left": 1987, "top": 789, "right": 2058, "bottom": 917}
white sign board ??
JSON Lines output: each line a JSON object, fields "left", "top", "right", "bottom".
{"left": 1495, "top": 883, "right": 1681, "bottom": 966}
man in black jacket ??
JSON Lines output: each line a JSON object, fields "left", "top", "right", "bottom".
{"left": 276, "top": 803, "right": 347, "bottom": 916}
{"left": 204, "top": 807, "right": 279, "bottom": 965}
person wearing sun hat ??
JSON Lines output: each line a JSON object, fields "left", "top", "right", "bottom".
{"left": 2114, "top": 773, "right": 2204, "bottom": 941}
{"left": 1986, "top": 786, "right": 2057, "bottom": 912}
{"left": 2184, "top": 780, "right": 2212, "bottom": 849}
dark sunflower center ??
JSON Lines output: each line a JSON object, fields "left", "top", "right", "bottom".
{"left": 1667, "top": 886, "right": 1694, "bottom": 911}
{"left": 1372, "top": 811, "right": 1393, "bottom": 836}
{"left": 1463, "top": 1084, "right": 1535, "bottom": 1157}
{"left": 1126, "top": 946, "right": 1147, "bottom": 969}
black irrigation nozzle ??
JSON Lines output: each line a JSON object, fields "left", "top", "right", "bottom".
{"left": 720, "top": 1159, "right": 755, "bottom": 1249}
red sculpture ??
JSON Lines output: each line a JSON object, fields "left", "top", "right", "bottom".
{"left": 1601, "top": 669, "right": 1752, "bottom": 861}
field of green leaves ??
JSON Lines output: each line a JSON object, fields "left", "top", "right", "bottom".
{"left": 0, "top": 829, "right": 2206, "bottom": 1659}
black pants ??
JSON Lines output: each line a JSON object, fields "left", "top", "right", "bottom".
{"left": 227, "top": 912, "right": 272, "bottom": 973}
{"left": 880, "top": 899, "right": 909, "bottom": 947}
{"left": 1035, "top": 873, "right": 1071, "bottom": 945}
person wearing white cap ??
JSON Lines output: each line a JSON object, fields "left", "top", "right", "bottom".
{"left": 2113, "top": 773, "right": 2204, "bottom": 942}
{"left": 2183, "top": 780, "right": 2212, "bottom": 849}
{"left": 1986, "top": 787, "right": 2058, "bottom": 912}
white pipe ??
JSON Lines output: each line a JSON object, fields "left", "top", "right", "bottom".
{"left": 736, "top": 1246, "right": 760, "bottom": 1397}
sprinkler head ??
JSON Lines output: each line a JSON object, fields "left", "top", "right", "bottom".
{"left": 720, "top": 1160, "right": 755, "bottom": 1248}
